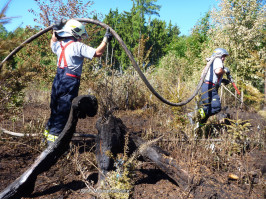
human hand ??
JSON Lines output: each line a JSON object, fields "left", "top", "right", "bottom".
{"left": 103, "top": 28, "right": 113, "bottom": 43}
{"left": 221, "top": 78, "right": 230, "bottom": 85}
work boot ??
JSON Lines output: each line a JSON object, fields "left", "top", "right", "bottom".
{"left": 198, "top": 108, "right": 206, "bottom": 119}
{"left": 188, "top": 108, "right": 206, "bottom": 126}
{"left": 195, "top": 110, "right": 208, "bottom": 130}
{"left": 43, "top": 129, "right": 58, "bottom": 147}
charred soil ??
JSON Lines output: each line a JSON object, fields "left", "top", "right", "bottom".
{"left": 0, "top": 102, "right": 265, "bottom": 199}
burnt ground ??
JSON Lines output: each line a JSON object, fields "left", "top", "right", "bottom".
{"left": 0, "top": 101, "right": 265, "bottom": 199}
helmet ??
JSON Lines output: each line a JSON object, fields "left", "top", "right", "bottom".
{"left": 212, "top": 48, "right": 229, "bottom": 57}
{"left": 55, "top": 19, "right": 88, "bottom": 39}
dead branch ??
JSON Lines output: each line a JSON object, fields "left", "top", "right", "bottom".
{"left": 130, "top": 134, "right": 192, "bottom": 190}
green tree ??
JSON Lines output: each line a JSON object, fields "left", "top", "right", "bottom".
{"left": 114, "top": 10, "right": 135, "bottom": 70}
{"left": 160, "top": 11, "right": 211, "bottom": 84}
{"left": 102, "top": 2, "right": 163, "bottom": 70}
{"left": 0, "top": 23, "right": 9, "bottom": 61}
{"left": 185, "top": 11, "right": 211, "bottom": 72}
{"left": 0, "top": 24, "right": 8, "bottom": 39}
{"left": 0, "top": 0, "right": 20, "bottom": 64}
{"left": 103, "top": 9, "right": 127, "bottom": 69}
{"left": 131, "top": 0, "right": 161, "bottom": 65}
{"left": 147, "top": 18, "right": 168, "bottom": 64}
{"left": 166, "top": 20, "right": 180, "bottom": 43}
{"left": 0, "top": 1, "right": 35, "bottom": 113}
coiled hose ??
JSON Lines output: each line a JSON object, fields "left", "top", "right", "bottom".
{"left": 0, "top": 18, "right": 215, "bottom": 107}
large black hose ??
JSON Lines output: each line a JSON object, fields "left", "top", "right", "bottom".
{"left": 0, "top": 18, "right": 215, "bottom": 107}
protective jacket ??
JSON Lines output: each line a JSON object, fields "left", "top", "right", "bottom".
{"left": 205, "top": 57, "right": 224, "bottom": 86}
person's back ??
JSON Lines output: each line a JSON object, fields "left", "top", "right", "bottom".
{"left": 51, "top": 38, "right": 96, "bottom": 76}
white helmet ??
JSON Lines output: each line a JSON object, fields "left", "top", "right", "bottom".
{"left": 212, "top": 48, "right": 229, "bottom": 57}
{"left": 56, "top": 19, "right": 88, "bottom": 39}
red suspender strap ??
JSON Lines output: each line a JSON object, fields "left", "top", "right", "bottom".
{"left": 58, "top": 41, "right": 74, "bottom": 68}
{"left": 205, "top": 81, "right": 215, "bottom": 86}
{"left": 66, "top": 73, "right": 80, "bottom": 79}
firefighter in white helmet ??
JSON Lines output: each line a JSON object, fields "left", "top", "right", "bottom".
{"left": 188, "top": 48, "right": 231, "bottom": 128}
{"left": 44, "top": 19, "right": 113, "bottom": 145}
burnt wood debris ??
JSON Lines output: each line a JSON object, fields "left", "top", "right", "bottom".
{"left": 0, "top": 95, "right": 191, "bottom": 199}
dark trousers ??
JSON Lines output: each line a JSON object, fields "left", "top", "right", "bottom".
{"left": 47, "top": 67, "right": 80, "bottom": 136}
{"left": 200, "top": 83, "right": 221, "bottom": 123}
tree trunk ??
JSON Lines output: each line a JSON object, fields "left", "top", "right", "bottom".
{"left": 130, "top": 134, "right": 191, "bottom": 190}
{"left": 95, "top": 113, "right": 127, "bottom": 182}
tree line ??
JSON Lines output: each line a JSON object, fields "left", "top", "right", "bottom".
{"left": 0, "top": 0, "right": 265, "bottom": 111}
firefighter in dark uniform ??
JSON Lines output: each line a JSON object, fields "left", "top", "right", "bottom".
{"left": 44, "top": 19, "right": 113, "bottom": 144}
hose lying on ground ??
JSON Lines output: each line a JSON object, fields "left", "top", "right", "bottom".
{"left": 0, "top": 18, "right": 215, "bottom": 107}
{"left": 0, "top": 127, "right": 96, "bottom": 139}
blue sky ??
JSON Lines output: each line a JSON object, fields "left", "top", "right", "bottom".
{"left": 3, "top": 0, "right": 218, "bottom": 36}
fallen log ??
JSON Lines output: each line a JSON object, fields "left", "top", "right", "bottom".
{"left": 0, "top": 95, "right": 98, "bottom": 199}
{"left": 130, "top": 134, "right": 191, "bottom": 190}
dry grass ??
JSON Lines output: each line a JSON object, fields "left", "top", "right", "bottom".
{"left": 1, "top": 62, "right": 265, "bottom": 198}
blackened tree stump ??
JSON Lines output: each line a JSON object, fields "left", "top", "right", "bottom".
{"left": 95, "top": 113, "right": 127, "bottom": 181}
{"left": 95, "top": 113, "right": 191, "bottom": 190}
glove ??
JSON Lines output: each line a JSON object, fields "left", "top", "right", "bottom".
{"left": 53, "top": 18, "right": 67, "bottom": 31}
{"left": 224, "top": 67, "right": 230, "bottom": 75}
{"left": 221, "top": 79, "right": 230, "bottom": 85}
{"left": 226, "top": 73, "right": 234, "bottom": 83}
{"left": 103, "top": 28, "right": 113, "bottom": 43}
